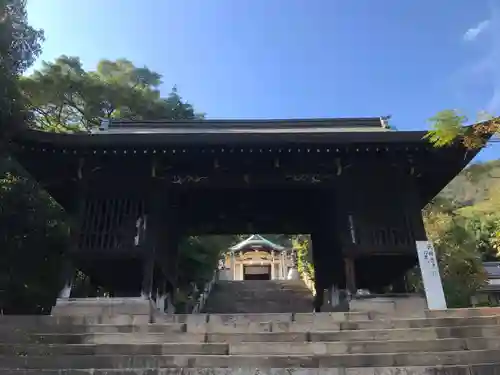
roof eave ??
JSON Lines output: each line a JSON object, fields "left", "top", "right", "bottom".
{"left": 11, "top": 128, "right": 430, "bottom": 147}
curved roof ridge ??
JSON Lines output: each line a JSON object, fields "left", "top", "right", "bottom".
{"left": 229, "top": 234, "right": 285, "bottom": 252}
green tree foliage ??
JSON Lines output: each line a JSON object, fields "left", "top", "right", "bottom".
{"left": 0, "top": 0, "right": 44, "bottom": 146}
{"left": 292, "top": 235, "right": 314, "bottom": 281}
{"left": 425, "top": 110, "right": 468, "bottom": 147}
{"left": 422, "top": 210, "right": 487, "bottom": 308}
{"left": 178, "top": 236, "right": 235, "bottom": 287}
{"left": 175, "top": 235, "right": 239, "bottom": 312}
{"left": 425, "top": 109, "right": 499, "bottom": 149}
{"left": 2, "top": 55, "right": 206, "bottom": 313}
{"left": 0, "top": 158, "right": 69, "bottom": 314}
{"left": 441, "top": 159, "right": 500, "bottom": 208}
{"left": 464, "top": 216, "right": 500, "bottom": 261}
{"left": 0, "top": 0, "right": 54, "bottom": 315}
{"left": 408, "top": 173, "right": 500, "bottom": 307}
{"left": 19, "top": 56, "right": 202, "bottom": 132}
{"left": 445, "top": 163, "right": 500, "bottom": 262}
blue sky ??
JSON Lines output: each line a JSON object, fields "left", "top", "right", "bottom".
{"left": 27, "top": 0, "right": 499, "bottom": 160}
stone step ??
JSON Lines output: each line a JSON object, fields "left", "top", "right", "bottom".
{"left": 208, "top": 292, "right": 312, "bottom": 296}
{"left": 207, "top": 325, "right": 500, "bottom": 343}
{"left": 0, "top": 365, "right": 497, "bottom": 375}
{"left": 204, "top": 315, "right": 500, "bottom": 331}
{"left": 229, "top": 337, "right": 500, "bottom": 355}
{"left": 201, "top": 308, "right": 313, "bottom": 314}
{"left": 6, "top": 308, "right": 499, "bottom": 329}
{"left": 3, "top": 316, "right": 500, "bottom": 338}
{"left": 208, "top": 299, "right": 311, "bottom": 303}
{"left": 427, "top": 306, "right": 500, "bottom": 318}
{"left": 227, "top": 288, "right": 311, "bottom": 290}
{"left": 4, "top": 307, "right": 500, "bottom": 374}
{"left": 0, "top": 314, "right": 151, "bottom": 326}
{"left": 214, "top": 290, "right": 311, "bottom": 293}
{"left": 209, "top": 289, "right": 311, "bottom": 292}
{"left": 208, "top": 296, "right": 311, "bottom": 299}
{"left": 0, "top": 343, "right": 229, "bottom": 356}
{"left": 0, "top": 332, "right": 206, "bottom": 344}
{"left": 5, "top": 324, "right": 499, "bottom": 344}
{"left": 52, "top": 297, "right": 152, "bottom": 316}
{"left": 1, "top": 349, "right": 500, "bottom": 368}
{"left": 202, "top": 280, "right": 313, "bottom": 314}
{"left": 189, "top": 316, "right": 500, "bottom": 334}
{"left": 2, "top": 337, "right": 500, "bottom": 356}
{"left": 161, "top": 314, "right": 500, "bottom": 333}
{"left": 160, "top": 312, "right": 368, "bottom": 324}
{"left": 212, "top": 280, "right": 308, "bottom": 286}
{"left": 206, "top": 292, "right": 311, "bottom": 297}
{"left": 159, "top": 310, "right": 500, "bottom": 325}
{"left": 0, "top": 343, "right": 209, "bottom": 356}
{"left": 4, "top": 312, "right": 500, "bottom": 330}
{"left": 206, "top": 297, "right": 312, "bottom": 302}
{"left": 0, "top": 323, "right": 187, "bottom": 334}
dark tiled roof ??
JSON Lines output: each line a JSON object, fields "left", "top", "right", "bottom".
{"left": 104, "top": 117, "right": 389, "bottom": 133}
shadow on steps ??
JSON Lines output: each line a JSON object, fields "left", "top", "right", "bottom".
{"left": 201, "top": 280, "right": 313, "bottom": 314}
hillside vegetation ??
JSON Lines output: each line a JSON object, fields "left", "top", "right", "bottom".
{"left": 441, "top": 159, "right": 500, "bottom": 210}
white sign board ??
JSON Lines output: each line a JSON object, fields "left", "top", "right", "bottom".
{"left": 416, "top": 241, "right": 447, "bottom": 310}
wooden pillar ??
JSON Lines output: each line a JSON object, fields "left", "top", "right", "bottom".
{"left": 392, "top": 274, "right": 407, "bottom": 293}
{"left": 310, "top": 232, "right": 326, "bottom": 312}
{"left": 281, "top": 252, "right": 286, "bottom": 279}
{"left": 141, "top": 177, "right": 169, "bottom": 300}
{"left": 57, "top": 158, "right": 88, "bottom": 301}
{"left": 270, "top": 251, "right": 275, "bottom": 280}
{"left": 159, "top": 190, "right": 182, "bottom": 312}
{"left": 344, "top": 257, "right": 356, "bottom": 294}
{"left": 163, "top": 220, "right": 181, "bottom": 307}
{"left": 140, "top": 215, "right": 155, "bottom": 299}
{"left": 141, "top": 182, "right": 182, "bottom": 313}
{"left": 311, "top": 232, "right": 345, "bottom": 311}
{"left": 154, "top": 271, "right": 168, "bottom": 313}
{"left": 311, "top": 189, "right": 345, "bottom": 312}
{"left": 232, "top": 255, "right": 236, "bottom": 280}
{"left": 230, "top": 252, "right": 235, "bottom": 280}
{"left": 58, "top": 257, "right": 75, "bottom": 298}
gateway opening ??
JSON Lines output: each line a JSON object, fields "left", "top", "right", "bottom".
{"left": 244, "top": 265, "right": 271, "bottom": 281}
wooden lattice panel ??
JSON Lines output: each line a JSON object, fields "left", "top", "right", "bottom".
{"left": 78, "top": 196, "right": 145, "bottom": 253}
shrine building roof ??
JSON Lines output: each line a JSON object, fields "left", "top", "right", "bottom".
{"left": 95, "top": 117, "right": 392, "bottom": 133}
{"left": 229, "top": 234, "right": 286, "bottom": 252}
{"left": 12, "top": 117, "right": 432, "bottom": 147}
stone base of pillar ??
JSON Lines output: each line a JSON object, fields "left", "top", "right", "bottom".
{"left": 287, "top": 267, "right": 300, "bottom": 280}
{"left": 349, "top": 294, "right": 427, "bottom": 317}
{"left": 58, "top": 283, "right": 73, "bottom": 299}
{"left": 52, "top": 297, "right": 153, "bottom": 319}
{"left": 156, "top": 294, "right": 166, "bottom": 313}
{"left": 320, "top": 288, "right": 350, "bottom": 312}
{"left": 166, "top": 297, "right": 176, "bottom": 314}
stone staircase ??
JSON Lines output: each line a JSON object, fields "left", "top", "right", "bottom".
{"left": 2, "top": 307, "right": 500, "bottom": 373}
{"left": 201, "top": 280, "right": 314, "bottom": 314}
